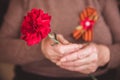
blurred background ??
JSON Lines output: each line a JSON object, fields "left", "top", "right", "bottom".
{"left": 0, "top": 0, "right": 120, "bottom": 80}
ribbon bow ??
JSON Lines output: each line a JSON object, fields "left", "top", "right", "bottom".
{"left": 73, "top": 7, "right": 98, "bottom": 42}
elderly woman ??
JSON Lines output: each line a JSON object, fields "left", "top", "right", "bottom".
{"left": 0, "top": 0, "right": 120, "bottom": 80}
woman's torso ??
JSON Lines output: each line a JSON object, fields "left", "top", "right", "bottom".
{"left": 21, "top": 0, "right": 112, "bottom": 77}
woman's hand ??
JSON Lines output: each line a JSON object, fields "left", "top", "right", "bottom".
{"left": 41, "top": 34, "right": 83, "bottom": 63}
{"left": 57, "top": 43, "right": 110, "bottom": 74}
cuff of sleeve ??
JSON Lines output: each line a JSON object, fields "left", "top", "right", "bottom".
{"left": 107, "top": 44, "right": 120, "bottom": 69}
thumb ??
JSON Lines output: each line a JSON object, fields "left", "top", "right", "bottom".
{"left": 61, "top": 44, "right": 84, "bottom": 55}
{"left": 57, "top": 34, "right": 70, "bottom": 45}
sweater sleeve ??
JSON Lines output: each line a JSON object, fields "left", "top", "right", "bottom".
{"left": 0, "top": 0, "right": 45, "bottom": 65}
{"left": 102, "top": 0, "right": 120, "bottom": 69}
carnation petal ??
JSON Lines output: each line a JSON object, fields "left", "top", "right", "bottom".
{"left": 20, "top": 8, "right": 51, "bottom": 46}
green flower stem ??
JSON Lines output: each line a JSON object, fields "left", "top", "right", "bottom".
{"left": 90, "top": 75, "right": 98, "bottom": 80}
{"left": 48, "top": 33, "right": 59, "bottom": 46}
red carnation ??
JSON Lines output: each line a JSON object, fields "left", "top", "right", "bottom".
{"left": 21, "top": 8, "right": 51, "bottom": 46}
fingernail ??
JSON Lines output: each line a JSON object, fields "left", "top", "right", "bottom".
{"left": 60, "top": 58, "right": 66, "bottom": 62}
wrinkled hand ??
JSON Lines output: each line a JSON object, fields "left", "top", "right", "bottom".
{"left": 57, "top": 43, "right": 110, "bottom": 74}
{"left": 41, "top": 34, "right": 83, "bottom": 63}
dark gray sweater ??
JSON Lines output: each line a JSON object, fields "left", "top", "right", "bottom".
{"left": 0, "top": 0, "right": 120, "bottom": 78}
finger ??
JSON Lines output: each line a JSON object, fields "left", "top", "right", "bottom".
{"left": 55, "top": 44, "right": 84, "bottom": 55}
{"left": 43, "top": 36, "right": 59, "bottom": 46}
{"left": 51, "top": 58, "right": 60, "bottom": 63}
{"left": 58, "top": 53, "right": 98, "bottom": 67}
{"left": 60, "top": 63, "right": 97, "bottom": 74}
{"left": 57, "top": 34, "right": 70, "bottom": 44}
{"left": 60, "top": 46, "right": 93, "bottom": 62}
{"left": 74, "top": 64, "right": 98, "bottom": 74}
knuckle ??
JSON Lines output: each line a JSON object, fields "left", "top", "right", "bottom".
{"left": 91, "top": 68, "right": 97, "bottom": 73}
{"left": 57, "top": 34, "right": 63, "bottom": 38}
{"left": 77, "top": 51, "right": 87, "bottom": 59}
{"left": 92, "top": 59, "right": 97, "bottom": 63}
{"left": 57, "top": 46, "right": 64, "bottom": 54}
{"left": 90, "top": 44, "right": 97, "bottom": 52}
{"left": 77, "top": 53, "right": 81, "bottom": 59}
{"left": 93, "top": 45, "right": 98, "bottom": 52}
{"left": 92, "top": 54, "right": 98, "bottom": 62}
{"left": 65, "top": 67, "right": 73, "bottom": 71}
{"left": 86, "top": 71, "right": 91, "bottom": 74}
{"left": 59, "top": 50, "right": 64, "bottom": 54}
{"left": 90, "top": 64, "right": 97, "bottom": 73}
{"left": 93, "top": 56, "right": 98, "bottom": 63}
{"left": 60, "top": 49, "right": 65, "bottom": 54}
{"left": 73, "top": 62, "right": 78, "bottom": 66}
